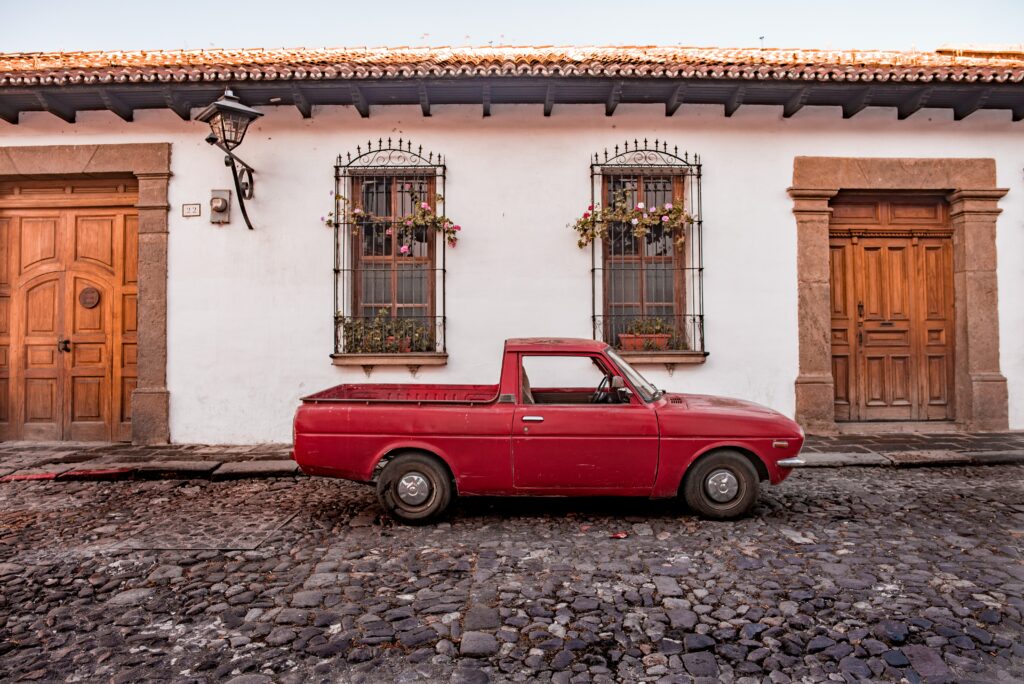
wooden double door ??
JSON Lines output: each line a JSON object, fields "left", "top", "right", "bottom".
{"left": 0, "top": 180, "right": 138, "bottom": 441}
{"left": 829, "top": 196, "right": 954, "bottom": 422}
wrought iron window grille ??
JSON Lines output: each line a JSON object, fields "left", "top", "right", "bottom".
{"left": 589, "top": 139, "right": 705, "bottom": 358}
{"left": 333, "top": 138, "right": 447, "bottom": 357}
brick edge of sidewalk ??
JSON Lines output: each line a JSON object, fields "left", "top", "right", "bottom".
{"left": 0, "top": 459, "right": 302, "bottom": 483}
{"left": 1, "top": 449, "right": 1022, "bottom": 484}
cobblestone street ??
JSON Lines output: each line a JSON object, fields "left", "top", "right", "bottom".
{"left": 1, "top": 465, "right": 1023, "bottom": 683}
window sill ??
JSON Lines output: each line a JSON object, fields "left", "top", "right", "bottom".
{"left": 331, "top": 352, "right": 448, "bottom": 367}
{"left": 617, "top": 350, "right": 708, "bottom": 365}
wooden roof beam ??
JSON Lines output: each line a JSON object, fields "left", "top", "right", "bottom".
{"left": 481, "top": 84, "right": 491, "bottom": 117}
{"left": 544, "top": 84, "right": 555, "bottom": 117}
{"left": 163, "top": 88, "right": 192, "bottom": 120}
{"left": 605, "top": 82, "right": 623, "bottom": 116}
{"left": 782, "top": 87, "right": 810, "bottom": 118}
{"left": 99, "top": 89, "right": 133, "bottom": 122}
{"left": 350, "top": 85, "right": 369, "bottom": 118}
{"left": 291, "top": 85, "right": 312, "bottom": 119}
{"left": 897, "top": 87, "right": 932, "bottom": 120}
{"left": 953, "top": 87, "right": 991, "bottom": 121}
{"left": 724, "top": 85, "right": 745, "bottom": 117}
{"left": 419, "top": 84, "right": 431, "bottom": 117}
{"left": 34, "top": 91, "right": 75, "bottom": 123}
{"left": 665, "top": 84, "right": 686, "bottom": 117}
{"left": 842, "top": 87, "right": 874, "bottom": 119}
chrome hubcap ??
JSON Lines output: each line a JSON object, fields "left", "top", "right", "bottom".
{"left": 705, "top": 469, "right": 739, "bottom": 503}
{"left": 396, "top": 472, "right": 431, "bottom": 506}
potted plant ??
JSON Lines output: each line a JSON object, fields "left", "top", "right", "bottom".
{"left": 618, "top": 317, "right": 673, "bottom": 351}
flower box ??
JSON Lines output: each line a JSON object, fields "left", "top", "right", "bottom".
{"left": 617, "top": 333, "right": 671, "bottom": 351}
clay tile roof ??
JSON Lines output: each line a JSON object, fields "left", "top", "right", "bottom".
{"left": 2, "top": 45, "right": 1024, "bottom": 87}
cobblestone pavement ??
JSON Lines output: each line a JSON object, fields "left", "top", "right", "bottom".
{"left": 1, "top": 466, "right": 1022, "bottom": 683}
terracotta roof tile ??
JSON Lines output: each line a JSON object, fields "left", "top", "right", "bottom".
{"left": 2, "top": 45, "right": 1023, "bottom": 87}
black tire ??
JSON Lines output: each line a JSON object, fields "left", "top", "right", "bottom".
{"left": 682, "top": 450, "right": 759, "bottom": 519}
{"left": 376, "top": 453, "right": 453, "bottom": 525}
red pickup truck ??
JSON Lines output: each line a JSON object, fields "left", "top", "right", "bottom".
{"left": 293, "top": 338, "right": 804, "bottom": 523}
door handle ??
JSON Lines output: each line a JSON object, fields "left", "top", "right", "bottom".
{"left": 521, "top": 416, "right": 544, "bottom": 423}
{"left": 57, "top": 337, "right": 71, "bottom": 353}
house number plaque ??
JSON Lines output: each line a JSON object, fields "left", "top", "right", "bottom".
{"left": 79, "top": 287, "right": 101, "bottom": 309}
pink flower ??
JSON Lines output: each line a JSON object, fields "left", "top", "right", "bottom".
{"left": 420, "top": 202, "right": 430, "bottom": 210}
{"left": 661, "top": 215, "right": 669, "bottom": 222}
{"left": 664, "top": 202, "right": 673, "bottom": 210}
{"left": 630, "top": 218, "right": 639, "bottom": 225}
{"left": 404, "top": 183, "right": 411, "bottom": 190}
{"left": 587, "top": 204, "right": 594, "bottom": 211}
{"left": 636, "top": 202, "right": 645, "bottom": 210}
{"left": 453, "top": 225, "right": 461, "bottom": 231}
{"left": 405, "top": 220, "right": 413, "bottom": 226}
{"left": 353, "top": 208, "right": 362, "bottom": 215}
{"left": 385, "top": 228, "right": 393, "bottom": 235}
{"left": 400, "top": 244, "right": 410, "bottom": 254}
{"left": 582, "top": 212, "right": 591, "bottom": 219}
{"left": 320, "top": 216, "right": 325, "bottom": 221}
{"left": 448, "top": 239, "right": 457, "bottom": 247}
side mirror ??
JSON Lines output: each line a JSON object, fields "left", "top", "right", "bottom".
{"left": 610, "top": 376, "right": 625, "bottom": 389}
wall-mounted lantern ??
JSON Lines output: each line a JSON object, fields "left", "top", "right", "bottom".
{"left": 196, "top": 88, "right": 263, "bottom": 230}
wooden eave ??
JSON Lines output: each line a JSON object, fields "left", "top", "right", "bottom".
{"left": 0, "top": 77, "right": 1021, "bottom": 122}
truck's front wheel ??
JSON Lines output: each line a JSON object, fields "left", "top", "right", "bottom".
{"left": 682, "top": 450, "right": 759, "bottom": 519}
{"left": 376, "top": 453, "right": 453, "bottom": 524}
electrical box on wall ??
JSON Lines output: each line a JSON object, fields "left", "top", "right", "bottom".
{"left": 210, "top": 189, "right": 231, "bottom": 224}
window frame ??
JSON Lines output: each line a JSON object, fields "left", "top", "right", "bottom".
{"left": 351, "top": 175, "right": 437, "bottom": 321}
{"left": 600, "top": 173, "right": 687, "bottom": 343}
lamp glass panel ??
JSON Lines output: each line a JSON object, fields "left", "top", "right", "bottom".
{"left": 206, "top": 111, "right": 224, "bottom": 144}
{"left": 222, "top": 112, "right": 248, "bottom": 147}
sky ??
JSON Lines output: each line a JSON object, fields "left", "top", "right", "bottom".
{"left": 1, "top": 0, "right": 1022, "bottom": 54}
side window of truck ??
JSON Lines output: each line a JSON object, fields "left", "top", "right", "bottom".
{"left": 521, "top": 355, "right": 619, "bottom": 406}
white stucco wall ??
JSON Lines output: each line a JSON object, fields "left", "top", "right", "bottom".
{"left": 2, "top": 102, "right": 1021, "bottom": 442}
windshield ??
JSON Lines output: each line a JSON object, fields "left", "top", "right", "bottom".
{"left": 605, "top": 348, "right": 662, "bottom": 402}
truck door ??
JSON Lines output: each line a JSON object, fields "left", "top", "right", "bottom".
{"left": 511, "top": 353, "right": 659, "bottom": 492}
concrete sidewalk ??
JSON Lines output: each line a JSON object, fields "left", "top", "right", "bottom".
{"left": 0, "top": 432, "right": 1022, "bottom": 482}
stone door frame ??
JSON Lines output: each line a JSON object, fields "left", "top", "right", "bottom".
{"left": 789, "top": 157, "right": 1008, "bottom": 434}
{"left": 0, "top": 144, "right": 171, "bottom": 444}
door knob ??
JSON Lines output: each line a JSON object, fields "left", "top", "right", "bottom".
{"left": 57, "top": 338, "right": 71, "bottom": 353}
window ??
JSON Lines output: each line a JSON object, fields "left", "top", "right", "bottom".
{"left": 520, "top": 355, "right": 624, "bottom": 405}
{"left": 590, "top": 140, "right": 705, "bottom": 359}
{"left": 333, "top": 140, "right": 447, "bottom": 360}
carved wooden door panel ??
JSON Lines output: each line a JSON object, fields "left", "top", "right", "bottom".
{"left": 855, "top": 238, "right": 916, "bottom": 420}
{"left": 0, "top": 180, "right": 138, "bottom": 442}
{"left": 829, "top": 196, "right": 954, "bottom": 423}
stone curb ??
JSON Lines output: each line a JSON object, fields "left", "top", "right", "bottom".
{"left": 0, "top": 459, "right": 305, "bottom": 483}
{"left": 794, "top": 450, "right": 1024, "bottom": 469}
{"left": 1, "top": 450, "right": 1021, "bottom": 484}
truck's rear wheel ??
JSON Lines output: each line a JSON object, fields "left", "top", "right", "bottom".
{"left": 376, "top": 453, "right": 452, "bottom": 524}
{"left": 682, "top": 450, "right": 759, "bottom": 519}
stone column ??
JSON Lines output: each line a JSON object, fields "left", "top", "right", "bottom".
{"left": 948, "top": 189, "right": 1009, "bottom": 431}
{"left": 133, "top": 172, "right": 171, "bottom": 444}
{"left": 788, "top": 188, "right": 839, "bottom": 434}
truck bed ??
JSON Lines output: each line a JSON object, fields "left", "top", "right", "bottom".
{"left": 301, "top": 383, "right": 500, "bottom": 404}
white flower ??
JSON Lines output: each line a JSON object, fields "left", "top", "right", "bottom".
{"left": 630, "top": 218, "right": 639, "bottom": 225}
{"left": 636, "top": 202, "right": 645, "bottom": 210}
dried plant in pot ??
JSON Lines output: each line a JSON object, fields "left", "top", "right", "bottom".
{"left": 617, "top": 317, "right": 674, "bottom": 352}
{"left": 341, "top": 309, "right": 436, "bottom": 354}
